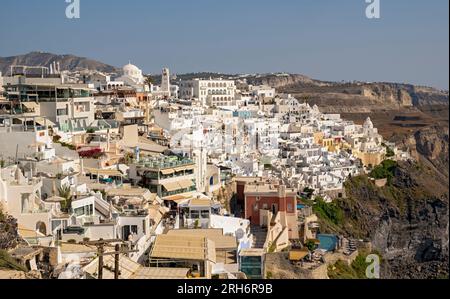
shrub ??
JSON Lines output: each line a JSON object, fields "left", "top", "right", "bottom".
{"left": 305, "top": 240, "right": 317, "bottom": 252}
{"left": 370, "top": 160, "right": 398, "bottom": 182}
{"left": 313, "top": 197, "right": 344, "bottom": 226}
{"left": 78, "top": 148, "right": 104, "bottom": 159}
{"left": 386, "top": 147, "right": 395, "bottom": 157}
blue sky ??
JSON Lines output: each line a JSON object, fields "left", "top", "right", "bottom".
{"left": 0, "top": 0, "right": 448, "bottom": 89}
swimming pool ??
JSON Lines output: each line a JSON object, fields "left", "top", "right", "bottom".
{"left": 317, "top": 234, "right": 338, "bottom": 251}
{"left": 297, "top": 204, "right": 306, "bottom": 210}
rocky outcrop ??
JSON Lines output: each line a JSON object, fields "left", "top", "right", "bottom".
{"left": 0, "top": 211, "right": 26, "bottom": 250}
{"left": 0, "top": 52, "right": 120, "bottom": 74}
{"left": 398, "top": 125, "right": 449, "bottom": 178}
{"left": 335, "top": 161, "right": 449, "bottom": 279}
{"left": 244, "top": 74, "right": 319, "bottom": 89}
{"left": 268, "top": 74, "right": 449, "bottom": 113}
{"left": 414, "top": 126, "right": 449, "bottom": 167}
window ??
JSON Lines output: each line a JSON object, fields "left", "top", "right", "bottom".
{"left": 190, "top": 210, "right": 200, "bottom": 219}
{"left": 57, "top": 108, "right": 68, "bottom": 116}
{"left": 74, "top": 204, "right": 93, "bottom": 216}
{"left": 287, "top": 203, "right": 293, "bottom": 213}
{"left": 201, "top": 210, "right": 210, "bottom": 219}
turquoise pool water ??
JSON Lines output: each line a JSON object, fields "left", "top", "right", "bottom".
{"left": 317, "top": 234, "right": 338, "bottom": 251}
{"left": 297, "top": 204, "right": 306, "bottom": 210}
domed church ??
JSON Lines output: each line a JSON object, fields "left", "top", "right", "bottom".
{"left": 117, "top": 62, "right": 145, "bottom": 86}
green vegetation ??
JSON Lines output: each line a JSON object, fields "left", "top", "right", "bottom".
{"left": 268, "top": 242, "right": 276, "bottom": 253}
{"left": 86, "top": 128, "right": 96, "bottom": 134}
{"left": 328, "top": 251, "right": 382, "bottom": 279}
{"left": 382, "top": 143, "right": 395, "bottom": 158}
{"left": 58, "top": 185, "right": 72, "bottom": 213}
{"left": 305, "top": 240, "right": 318, "bottom": 252}
{"left": 312, "top": 197, "right": 344, "bottom": 226}
{"left": 57, "top": 141, "right": 76, "bottom": 150}
{"left": 0, "top": 250, "right": 27, "bottom": 272}
{"left": 194, "top": 219, "right": 200, "bottom": 229}
{"left": 53, "top": 135, "right": 76, "bottom": 150}
{"left": 328, "top": 260, "right": 359, "bottom": 279}
{"left": 369, "top": 160, "right": 398, "bottom": 182}
{"left": 385, "top": 147, "right": 395, "bottom": 158}
{"left": 303, "top": 187, "right": 315, "bottom": 198}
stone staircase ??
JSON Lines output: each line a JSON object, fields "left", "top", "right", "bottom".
{"left": 251, "top": 225, "right": 268, "bottom": 249}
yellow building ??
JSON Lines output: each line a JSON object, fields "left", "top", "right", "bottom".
{"left": 353, "top": 150, "right": 385, "bottom": 167}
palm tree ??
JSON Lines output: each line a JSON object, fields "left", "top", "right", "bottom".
{"left": 58, "top": 185, "right": 72, "bottom": 213}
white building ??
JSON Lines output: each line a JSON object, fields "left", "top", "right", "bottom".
{"left": 180, "top": 78, "right": 236, "bottom": 107}
{"left": 116, "top": 63, "right": 145, "bottom": 86}
{"left": 161, "top": 68, "right": 171, "bottom": 95}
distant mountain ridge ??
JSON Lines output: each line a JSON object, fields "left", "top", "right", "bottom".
{"left": 1, "top": 52, "right": 447, "bottom": 112}
{"left": 0, "top": 52, "right": 120, "bottom": 75}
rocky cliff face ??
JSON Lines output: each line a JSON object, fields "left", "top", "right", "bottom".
{"left": 333, "top": 115, "right": 449, "bottom": 279}
{"left": 239, "top": 73, "right": 448, "bottom": 114}
{"left": 335, "top": 159, "right": 449, "bottom": 279}
{"left": 398, "top": 125, "right": 449, "bottom": 178}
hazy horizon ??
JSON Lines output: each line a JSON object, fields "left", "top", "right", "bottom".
{"left": 0, "top": 0, "right": 448, "bottom": 89}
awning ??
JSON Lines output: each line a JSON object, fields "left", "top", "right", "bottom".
{"left": 160, "top": 168, "right": 175, "bottom": 175}
{"left": 162, "top": 180, "right": 194, "bottom": 192}
{"left": 178, "top": 180, "right": 194, "bottom": 189}
{"left": 289, "top": 250, "right": 309, "bottom": 261}
{"left": 34, "top": 117, "right": 56, "bottom": 127}
{"left": 162, "top": 182, "right": 181, "bottom": 192}
{"left": 22, "top": 102, "right": 39, "bottom": 110}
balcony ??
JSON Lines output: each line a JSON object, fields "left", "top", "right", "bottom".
{"left": 135, "top": 156, "right": 194, "bottom": 170}
{"left": 161, "top": 185, "right": 196, "bottom": 198}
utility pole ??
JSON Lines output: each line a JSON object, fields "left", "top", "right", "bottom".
{"left": 114, "top": 244, "right": 120, "bottom": 280}
{"left": 61, "top": 239, "right": 138, "bottom": 280}
{"left": 98, "top": 242, "right": 105, "bottom": 279}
